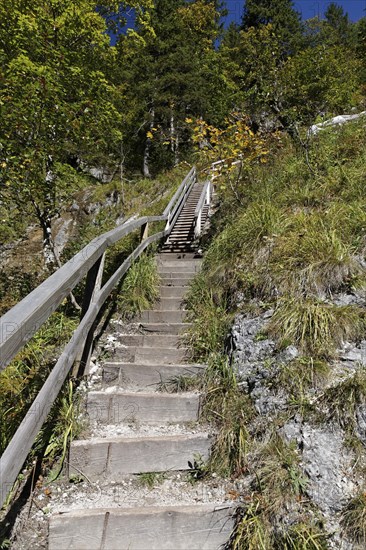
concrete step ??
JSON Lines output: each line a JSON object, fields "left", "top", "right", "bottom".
{"left": 113, "top": 346, "right": 189, "bottom": 364}
{"left": 160, "top": 277, "right": 192, "bottom": 287}
{"left": 102, "top": 362, "right": 204, "bottom": 387}
{"left": 114, "top": 333, "right": 181, "bottom": 348}
{"left": 139, "top": 310, "right": 187, "bottom": 323}
{"left": 157, "top": 264, "right": 201, "bottom": 273}
{"left": 87, "top": 391, "right": 200, "bottom": 424}
{"left": 139, "top": 322, "right": 190, "bottom": 334}
{"left": 157, "top": 259, "right": 201, "bottom": 269}
{"left": 69, "top": 433, "right": 211, "bottom": 480}
{"left": 159, "top": 271, "right": 196, "bottom": 280}
{"left": 160, "top": 286, "right": 187, "bottom": 298}
{"left": 159, "top": 253, "right": 200, "bottom": 260}
{"left": 49, "top": 504, "right": 233, "bottom": 550}
{"left": 155, "top": 297, "right": 184, "bottom": 311}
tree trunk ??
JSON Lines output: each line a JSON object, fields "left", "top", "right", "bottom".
{"left": 170, "top": 109, "right": 179, "bottom": 166}
{"left": 143, "top": 106, "right": 155, "bottom": 178}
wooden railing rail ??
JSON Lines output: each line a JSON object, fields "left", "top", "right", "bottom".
{"left": 163, "top": 166, "right": 196, "bottom": 230}
{"left": 210, "top": 158, "right": 242, "bottom": 182}
{"left": 0, "top": 167, "right": 197, "bottom": 508}
{"left": 194, "top": 180, "right": 212, "bottom": 239}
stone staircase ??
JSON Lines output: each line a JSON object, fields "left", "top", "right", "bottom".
{"left": 48, "top": 254, "right": 233, "bottom": 549}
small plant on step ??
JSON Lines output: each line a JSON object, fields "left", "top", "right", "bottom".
{"left": 118, "top": 252, "right": 160, "bottom": 319}
{"left": 157, "top": 373, "right": 202, "bottom": 393}
{"left": 136, "top": 472, "right": 166, "bottom": 489}
{"left": 187, "top": 454, "right": 208, "bottom": 483}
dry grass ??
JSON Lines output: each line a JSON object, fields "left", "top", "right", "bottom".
{"left": 268, "top": 297, "right": 364, "bottom": 357}
{"left": 341, "top": 491, "right": 366, "bottom": 546}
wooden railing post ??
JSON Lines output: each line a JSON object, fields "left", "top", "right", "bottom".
{"left": 140, "top": 222, "right": 149, "bottom": 242}
{"left": 73, "top": 252, "right": 105, "bottom": 377}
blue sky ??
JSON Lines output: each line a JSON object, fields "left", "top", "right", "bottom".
{"left": 224, "top": 1, "right": 366, "bottom": 26}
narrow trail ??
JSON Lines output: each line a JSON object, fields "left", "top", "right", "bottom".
{"left": 47, "top": 181, "right": 234, "bottom": 549}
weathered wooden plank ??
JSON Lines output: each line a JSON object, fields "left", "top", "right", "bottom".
{"left": 49, "top": 505, "right": 233, "bottom": 550}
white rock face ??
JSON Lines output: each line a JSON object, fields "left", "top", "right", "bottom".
{"left": 309, "top": 111, "right": 366, "bottom": 135}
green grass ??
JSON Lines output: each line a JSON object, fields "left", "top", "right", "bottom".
{"left": 184, "top": 274, "right": 232, "bottom": 361}
{"left": 202, "top": 354, "right": 254, "bottom": 477}
{"left": 117, "top": 252, "right": 160, "bottom": 319}
{"left": 252, "top": 434, "right": 308, "bottom": 512}
{"left": 316, "top": 368, "right": 366, "bottom": 432}
{"left": 136, "top": 472, "right": 166, "bottom": 489}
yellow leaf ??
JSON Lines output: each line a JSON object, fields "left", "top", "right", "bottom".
{"left": 146, "top": 131, "right": 153, "bottom": 139}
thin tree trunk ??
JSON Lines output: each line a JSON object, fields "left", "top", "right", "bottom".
{"left": 143, "top": 106, "right": 155, "bottom": 178}
{"left": 170, "top": 109, "right": 179, "bottom": 166}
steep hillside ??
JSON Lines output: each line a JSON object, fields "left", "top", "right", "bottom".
{"left": 186, "top": 118, "right": 366, "bottom": 548}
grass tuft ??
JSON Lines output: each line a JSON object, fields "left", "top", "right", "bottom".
{"left": 341, "top": 491, "right": 366, "bottom": 545}
{"left": 118, "top": 253, "right": 160, "bottom": 318}
{"left": 202, "top": 354, "right": 254, "bottom": 477}
{"left": 268, "top": 297, "right": 364, "bottom": 357}
{"left": 316, "top": 368, "right": 366, "bottom": 432}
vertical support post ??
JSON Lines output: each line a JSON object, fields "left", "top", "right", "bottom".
{"left": 206, "top": 181, "right": 211, "bottom": 205}
{"left": 72, "top": 252, "right": 106, "bottom": 378}
{"left": 140, "top": 222, "right": 149, "bottom": 242}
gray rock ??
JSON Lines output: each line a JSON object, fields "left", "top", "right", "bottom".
{"left": 300, "top": 424, "right": 355, "bottom": 514}
{"left": 277, "top": 345, "right": 299, "bottom": 364}
{"left": 339, "top": 341, "right": 366, "bottom": 364}
{"left": 356, "top": 405, "right": 366, "bottom": 445}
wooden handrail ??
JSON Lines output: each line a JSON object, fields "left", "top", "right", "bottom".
{"left": 194, "top": 180, "right": 211, "bottom": 239}
{"left": 0, "top": 167, "right": 197, "bottom": 508}
{"left": 163, "top": 166, "right": 196, "bottom": 224}
{"left": 0, "top": 215, "right": 165, "bottom": 372}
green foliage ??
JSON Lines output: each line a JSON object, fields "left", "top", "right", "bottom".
{"left": 253, "top": 434, "right": 308, "bottom": 510}
{"left": 0, "top": 0, "right": 122, "bottom": 238}
{"left": 276, "top": 357, "right": 330, "bottom": 398}
{"left": 241, "top": 0, "right": 303, "bottom": 54}
{"left": 43, "top": 380, "right": 83, "bottom": 481}
{"left": 229, "top": 497, "right": 272, "bottom": 550}
{"left": 274, "top": 522, "right": 328, "bottom": 549}
{"left": 228, "top": 496, "right": 327, "bottom": 550}
{"left": 187, "top": 454, "right": 208, "bottom": 483}
{"left": 118, "top": 253, "right": 160, "bottom": 318}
